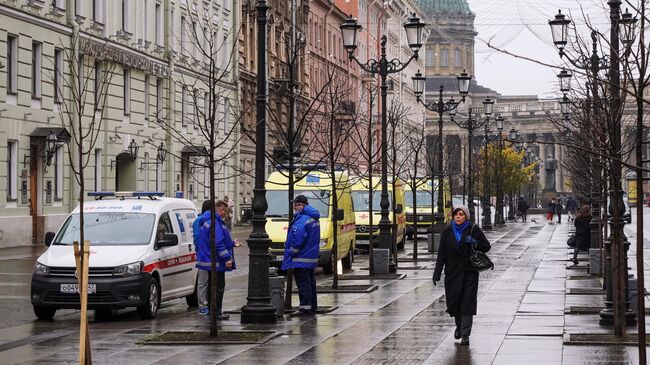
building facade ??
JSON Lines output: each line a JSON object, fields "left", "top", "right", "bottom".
{"left": 0, "top": 0, "right": 238, "bottom": 247}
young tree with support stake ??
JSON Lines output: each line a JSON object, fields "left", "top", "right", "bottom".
{"left": 52, "top": 32, "right": 117, "bottom": 364}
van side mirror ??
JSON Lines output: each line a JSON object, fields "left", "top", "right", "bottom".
{"left": 395, "top": 204, "right": 403, "bottom": 214}
{"left": 336, "top": 209, "right": 344, "bottom": 221}
{"left": 155, "top": 233, "right": 179, "bottom": 250}
{"left": 44, "top": 232, "right": 55, "bottom": 246}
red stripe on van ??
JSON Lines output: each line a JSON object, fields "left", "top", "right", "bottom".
{"left": 143, "top": 253, "right": 196, "bottom": 273}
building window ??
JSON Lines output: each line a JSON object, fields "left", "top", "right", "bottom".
{"left": 32, "top": 42, "right": 42, "bottom": 99}
{"left": 181, "top": 86, "right": 187, "bottom": 126}
{"left": 55, "top": 146, "right": 63, "bottom": 200}
{"left": 204, "top": 91, "right": 210, "bottom": 121}
{"left": 144, "top": 152, "right": 150, "bottom": 190}
{"left": 123, "top": 69, "right": 131, "bottom": 115}
{"left": 155, "top": 2, "right": 163, "bottom": 46}
{"left": 441, "top": 48, "right": 449, "bottom": 67}
{"left": 156, "top": 78, "right": 163, "bottom": 120}
{"left": 156, "top": 159, "right": 162, "bottom": 191}
{"left": 425, "top": 49, "right": 434, "bottom": 67}
{"left": 180, "top": 16, "right": 187, "bottom": 56}
{"left": 121, "top": 0, "right": 129, "bottom": 32}
{"left": 6, "top": 35, "right": 17, "bottom": 94}
{"left": 193, "top": 89, "right": 199, "bottom": 128}
{"left": 192, "top": 21, "right": 198, "bottom": 59}
{"left": 94, "top": 61, "right": 103, "bottom": 109}
{"left": 75, "top": 0, "right": 84, "bottom": 17}
{"left": 454, "top": 48, "right": 462, "bottom": 68}
{"left": 52, "top": 0, "right": 64, "bottom": 10}
{"left": 223, "top": 98, "right": 230, "bottom": 134}
{"left": 93, "top": 0, "right": 104, "bottom": 24}
{"left": 144, "top": 75, "right": 150, "bottom": 123}
{"left": 94, "top": 149, "right": 102, "bottom": 191}
{"left": 170, "top": 8, "right": 176, "bottom": 51}
{"left": 7, "top": 141, "right": 17, "bottom": 201}
{"left": 54, "top": 48, "right": 63, "bottom": 103}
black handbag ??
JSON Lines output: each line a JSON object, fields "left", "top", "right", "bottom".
{"left": 467, "top": 227, "right": 494, "bottom": 272}
{"left": 567, "top": 234, "right": 576, "bottom": 248}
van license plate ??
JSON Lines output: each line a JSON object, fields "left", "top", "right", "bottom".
{"left": 60, "top": 284, "right": 97, "bottom": 294}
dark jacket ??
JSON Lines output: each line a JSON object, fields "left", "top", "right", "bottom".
{"left": 281, "top": 204, "right": 321, "bottom": 270}
{"left": 433, "top": 223, "right": 491, "bottom": 316}
{"left": 574, "top": 215, "right": 591, "bottom": 251}
{"left": 547, "top": 202, "right": 557, "bottom": 214}
{"left": 517, "top": 199, "right": 529, "bottom": 213}
{"left": 565, "top": 198, "right": 577, "bottom": 213}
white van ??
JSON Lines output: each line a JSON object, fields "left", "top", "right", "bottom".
{"left": 30, "top": 192, "right": 199, "bottom": 320}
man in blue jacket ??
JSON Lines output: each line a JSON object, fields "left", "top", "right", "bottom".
{"left": 196, "top": 200, "right": 236, "bottom": 319}
{"left": 282, "top": 195, "right": 320, "bottom": 314}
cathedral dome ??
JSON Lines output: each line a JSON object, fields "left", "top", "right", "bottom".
{"left": 417, "top": 0, "right": 472, "bottom": 15}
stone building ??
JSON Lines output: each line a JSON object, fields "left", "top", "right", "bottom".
{"left": 0, "top": 0, "right": 238, "bottom": 247}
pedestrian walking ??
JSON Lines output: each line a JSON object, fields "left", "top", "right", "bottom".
{"left": 546, "top": 199, "right": 556, "bottom": 222}
{"left": 572, "top": 205, "right": 592, "bottom": 265}
{"left": 281, "top": 195, "right": 320, "bottom": 314}
{"left": 566, "top": 196, "right": 577, "bottom": 222}
{"left": 556, "top": 199, "right": 563, "bottom": 224}
{"left": 432, "top": 205, "right": 491, "bottom": 346}
{"left": 223, "top": 195, "right": 234, "bottom": 229}
{"left": 517, "top": 196, "right": 529, "bottom": 222}
{"left": 196, "top": 200, "right": 236, "bottom": 319}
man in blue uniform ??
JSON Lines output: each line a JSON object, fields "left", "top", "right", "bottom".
{"left": 282, "top": 195, "right": 320, "bottom": 314}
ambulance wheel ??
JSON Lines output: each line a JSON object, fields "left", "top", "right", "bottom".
{"left": 322, "top": 253, "right": 334, "bottom": 275}
{"left": 137, "top": 277, "right": 160, "bottom": 319}
{"left": 342, "top": 244, "right": 354, "bottom": 270}
{"left": 33, "top": 305, "right": 56, "bottom": 320}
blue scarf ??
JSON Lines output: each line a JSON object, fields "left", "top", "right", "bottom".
{"left": 452, "top": 220, "right": 470, "bottom": 244}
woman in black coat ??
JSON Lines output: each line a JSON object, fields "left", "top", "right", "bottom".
{"left": 572, "top": 204, "right": 592, "bottom": 265}
{"left": 433, "top": 205, "right": 491, "bottom": 346}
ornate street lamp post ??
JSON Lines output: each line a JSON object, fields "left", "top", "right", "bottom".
{"left": 494, "top": 116, "right": 505, "bottom": 225}
{"left": 241, "top": 0, "right": 277, "bottom": 324}
{"left": 341, "top": 14, "right": 425, "bottom": 272}
{"left": 411, "top": 70, "right": 471, "bottom": 234}
{"left": 549, "top": 4, "right": 638, "bottom": 332}
{"left": 481, "top": 122, "right": 493, "bottom": 230}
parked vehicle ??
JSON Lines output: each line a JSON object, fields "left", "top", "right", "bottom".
{"left": 404, "top": 179, "right": 451, "bottom": 239}
{"left": 351, "top": 176, "right": 407, "bottom": 250}
{"left": 31, "top": 192, "right": 199, "bottom": 320}
{"left": 265, "top": 168, "right": 356, "bottom": 274}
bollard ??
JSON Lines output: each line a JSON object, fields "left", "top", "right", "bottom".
{"left": 373, "top": 248, "right": 390, "bottom": 274}
{"left": 427, "top": 234, "right": 433, "bottom": 253}
{"left": 269, "top": 275, "right": 286, "bottom": 316}
{"left": 629, "top": 277, "right": 638, "bottom": 315}
{"left": 428, "top": 233, "right": 440, "bottom": 253}
{"left": 588, "top": 248, "right": 602, "bottom": 275}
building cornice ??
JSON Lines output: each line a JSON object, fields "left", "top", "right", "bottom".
{"left": 0, "top": 3, "right": 72, "bottom": 35}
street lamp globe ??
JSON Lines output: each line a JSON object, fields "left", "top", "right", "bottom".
{"left": 559, "top": 94, "right": 570, "bottom": 115}
{"left": 619, "top": 8, "right": 638, "bottom": 45}
{"left": 412, "top": 70, "right": 425, "bottom": 99}
{"left": 483, "top": 97, "right": 494, "bottom": 116}
{"left": 458, "top": 71, "right": 471, "bottom": 96}
{"left": 557, "top": 69, "right": 572, "bottom": 93}
{"left": 128, "top": 139, "right": 139, "bottom": 160}
{"left": 508, "top": 128, "right": 518, "bottom": 141}
{"left": 340, "top": 16, "right": 362, "bottom": 56}
{"left": 156, "top": 142, "right": 167, "bottom": 163}
{"left": 549, "top": 10, "right": 571, "bottom": 52}
{"left": 404, "top": 14, "right": 426, "bottom": 53}
{"left": 495, "top": 116, "right": 504, "bottom": 131}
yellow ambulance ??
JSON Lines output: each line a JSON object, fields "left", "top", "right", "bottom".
{"left": 265, "top": 168, "right": 356, "bottom": 274}
{"left": 405, "top": 178, "right": 452, "bottom": 238}
{"left": 350, "top": 176, "right": 407, "bottom": 250}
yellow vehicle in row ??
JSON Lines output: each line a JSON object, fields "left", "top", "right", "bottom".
{"left": 351, "top": 177, "right": 407, "bottom": 250}
{"left": 265, "top": 168, "right": 356, "bottom": 274}
{"left": 405, "top": 178, "right": 452, "bottom": 238}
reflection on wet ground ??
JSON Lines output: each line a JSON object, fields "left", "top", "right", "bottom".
{"left": 0, "top": 217, "right": 647, "bottom": 364}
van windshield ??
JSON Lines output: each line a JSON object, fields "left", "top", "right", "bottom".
{"left": 54, "top": 213, "right": 156, "bottom": 246}
{"left": 266, "top": 190, "right": 331, "bottom": 217}
{"left": 352, "top": 191, "right": 392, "bottom": 212}
{"left": 404, "top": 191, "right": 435, "bottom": 207}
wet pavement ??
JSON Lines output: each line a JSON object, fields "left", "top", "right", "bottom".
{"left": 1, "top": 217, "right": 649, "bottom": 364}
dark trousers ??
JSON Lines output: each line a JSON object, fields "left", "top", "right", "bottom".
{"left": 557, "top": 213, "right": 562, "bottom": 223}
{"left": 454, "top": 314, "right": 473, "bottom": 337}
{"left": 294, "top": 268, "right": 317, "bottom": 313}
{"left": 215, "top": 271, "right": 225, "bottom": 314}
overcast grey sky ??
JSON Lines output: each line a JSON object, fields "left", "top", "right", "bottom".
{"left": 468, "top": 0, "right": 612, "bottom": 98}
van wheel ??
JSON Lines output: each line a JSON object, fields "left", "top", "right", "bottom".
{"left": 342, "top": 244, "right": 354, "bottom": 270}
{"left": 33, "top": 305, "right": 56, "bottom": 320}
{"left": 137, "top": 277, "right": 160, "bottom": 319}
{"left": 323, "top": 253, "right": 334, "bottom": 275}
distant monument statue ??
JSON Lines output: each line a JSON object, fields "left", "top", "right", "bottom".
{"left": 544, "top": 154, "right": 558, "bottom": 192}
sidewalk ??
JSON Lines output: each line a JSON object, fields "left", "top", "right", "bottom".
{"left": 1, "top": 217, "right": 647, "bottom": 364}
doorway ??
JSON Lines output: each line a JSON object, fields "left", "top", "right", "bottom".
{"left": 115, "top": 152, "right": 137, "bottom": 191}
{"left": 30, "top": 142, "right": 43, "bottom": 244}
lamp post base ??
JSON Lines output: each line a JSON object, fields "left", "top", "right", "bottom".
{"left": 241, "top": 305, "right": 278, "bottom": 324}
{"left": 598, "top": 308, "right": 636, "bottom": 326}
